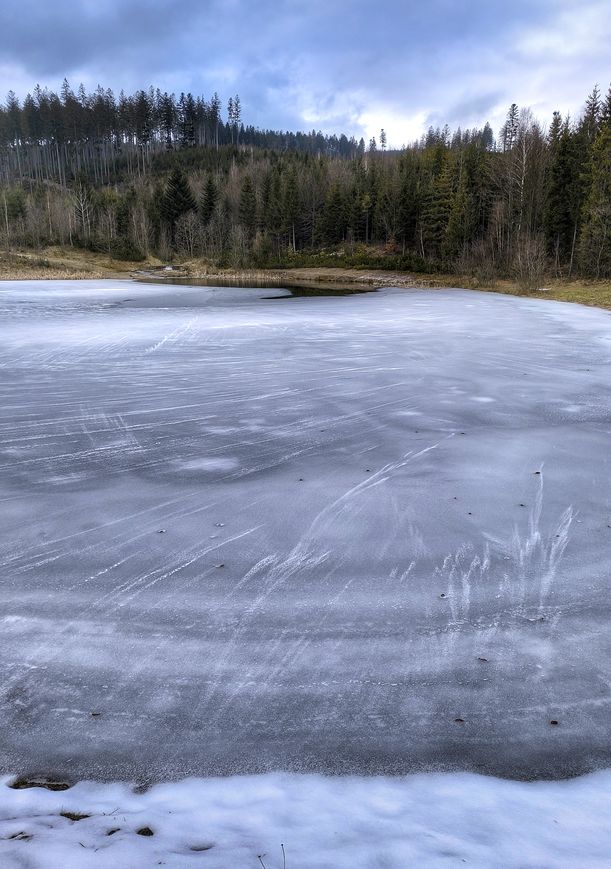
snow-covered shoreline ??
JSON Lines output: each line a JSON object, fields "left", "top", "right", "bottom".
{"left": 2, "top": 769, "right": 611, "bottom": 867}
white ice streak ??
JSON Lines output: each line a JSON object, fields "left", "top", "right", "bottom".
{"left": 483, "top": 470, "right": 573, "bottom": 610}
{"left": 432, "top": 472, "right": 573, "bottom": 624}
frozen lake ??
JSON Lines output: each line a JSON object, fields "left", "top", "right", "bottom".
{"left": 1, "top": 280, "right": 610, "bottom": 784}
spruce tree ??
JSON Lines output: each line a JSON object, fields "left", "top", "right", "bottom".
{"left": 397, "top": 175, "right": 418, "bottom": 251}
{"left": 238, "top": 176, "right": 257, "bottom": 241}
{"left": 579, "top": 85, "right": 602, "bottom": 147}
{"left": 322, "top": 184, "right": 346, "bottom": 244}
{"left": 233, "top": 95, "right": 241, "bottom": 145}
{"left": 160, "top": 168, "right": 196, "bottom": 243}
{"left": 548, "top": 111, "right": 562, "bottom": 147}
{"left": 210, "top": 92, "right": 221, "bottom": 149}
{"left": 262, "top": 169, "right": 283, "bottom": 237}
{"left": 579, "top": 125, "right": 611, "bottom": 277}
{"left": 199, "top": 175, "right": 218, "bottom": 225}
{"left": 543, "top": 120, "right": 581, "bottom": 267}
{"left": 421, "top": 154, "right": 454, "bottom": 260}
{"left": 158, "top": 92, "right": 176, "bottom": 150}
{"left": 178, "top": 93, "right": 196, "bottom": 148}
{"left": 501, "top": 104, "right": 519, "bottom": 152}
{"left": 227, "top": 96, "right": 235, "bottom": 144}
{"left": 443, "top": 170, "right": 469, "bottom": 260}
{"left": 576, "top": 86, "right": 604, "bottom": 232}
{"left": 283, "top": 172, "right": 300, "bottom": 251}
{"left": 601, "top": 85, "right": 611, "bottom": 128}
{"left": 6, "top": 91, "right": 22, "bottom": 145}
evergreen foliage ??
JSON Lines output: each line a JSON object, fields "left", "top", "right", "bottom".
{"left": 199, "top": 175, "right": 218, "bottom": 225}
{"left": 0, "top": 80, "right": 608, "bottom": 277}
{"left": 160, "top": 168, "right": 196, "bottom": 240}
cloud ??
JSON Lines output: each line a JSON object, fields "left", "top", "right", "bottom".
{"left": 0, "top": 0, "right": 607, "bottom": 144}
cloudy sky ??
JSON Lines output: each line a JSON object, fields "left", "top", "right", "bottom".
{"left": 0, "top": 0, "right": 609, "bottom": 145}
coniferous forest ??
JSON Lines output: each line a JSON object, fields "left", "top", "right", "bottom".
{"left": 0, "top": 80, "right": 609, "bottom": 281}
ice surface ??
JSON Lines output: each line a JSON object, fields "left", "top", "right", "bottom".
{"left": 1, "top": 280, "right": 611, "bottom": 782}
{"left": 2, "top": 770, "right": 611, "bottom": 868}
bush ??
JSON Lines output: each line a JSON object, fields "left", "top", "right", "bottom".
{"left": 512, "top": 233, "right": 547, "bottom": 292}
{"left": 105, "top": 239, "right": 144, "bottom": 261}
{"left": 253, "top": 245, "right": 435, "bottom": 273}
{"left": 457, "top": 240, "right": 498, "bottom": 287}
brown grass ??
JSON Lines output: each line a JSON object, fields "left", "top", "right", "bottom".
{"left": 0, "top": 247, "right": 157, "bottom": 281}
{"left": 60, "top": 811, "right": 91, "bottom": 822}
{"left": 483, "top": 278, "right": 611, "bottom": 311}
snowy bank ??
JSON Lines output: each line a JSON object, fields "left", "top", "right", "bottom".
{"left": 1, "top": 770, "right": 611, "bottom": 868}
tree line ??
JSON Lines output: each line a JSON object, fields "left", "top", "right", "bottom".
{"left": 0, "top": 82, "right": 366, "bottom": 185}
{"left": 1, "top": 81, "right": 609, "bottom": 281}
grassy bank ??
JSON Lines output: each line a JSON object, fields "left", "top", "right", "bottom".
{"left": 486, "top": 278, "right": 611, "bottom": 310}
{"left": 1, "top": 247, "right": 610, "bottom": 312}
{"left": 0, "top": 247, "right": 153, "bottom": 280}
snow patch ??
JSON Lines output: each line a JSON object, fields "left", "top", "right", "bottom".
{"left": 1, "top": 771, "right": 610, "bottom": 868}
{"left": 176, "top": 457, "right": 240, "bottom": 472}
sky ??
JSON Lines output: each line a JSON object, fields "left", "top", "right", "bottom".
{"left": 0, "top": 0, "right": 609, "bottom": 146}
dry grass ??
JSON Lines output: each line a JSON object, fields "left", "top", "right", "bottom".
{"left": 386, "top": 272, "right": 611, "bottom": 311}
{"left": 0, "top": 252, "right": 101, "bottom": 280}
{"left": 487, "top": 278, "right": 611, "bottom": 311}
{"left": 0, "top": 247, "right": 156, "bottom": 281}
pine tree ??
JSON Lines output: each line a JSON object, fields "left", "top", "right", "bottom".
{"left": 210, "top": 92, "right": 221, "bottom": 150}
{"left": 396, "top": 160, "right": 419, "bottom": 251}
{"left": 421, "top": 153, "right": 454, "bottom": 259}
{"left": 321, "top": 184, "right": 346, "bottom": 244}
{"left": 543, "top": 120, "right": 581, "bottom": 269}
{"left": 548, "top": 111, "right": 562, "bottom": 146}
{"left": 262, "top": 169, "right": 285, "bottom": 255}
{"left": 579, "top": 85, "right": 602, "bottom": 147}
{"left": 579, "top": 125, "right": 611, "bottom": 277}
{"left": 481, "top": 122, "right": 494, "bottom": 150}
{"left": 160, "top": 168, "right": 196, "bottom": 243}
{"left": 233, "top": 95, "right": 241, "bottom": 145}
{"left": 601, "top": 85, "right": 611, "bottom": 128}
{"left": 443, "top": 170, "right": 469, "bottom": 260}
{"left": 575, "top": 86, "right": 605, "bottom": 236}
{"left": 158, "top": 92, "right": 176, "bottom": 150}
{"left": 238, "top": 175, "right": 257, "bottom": 240}
{"left": 283, "top": 172, "right": 300, "bottom": 251}
{"left": 344, "top": 186, "right": 362, "bottom": 241}
{"left": 199, "top": 175, "right": 218, "bottom": 225}
{"left": 500, "top": 104, "right": 519, "bottom": 152}
{"left": 178, "top": 93, "right": 196, "bottom": 148}
{"left": 6, "top": 89, "right": 22, "bottom": 138}
{"left": 380, "top": 129, "right": 387, "bottom": 151}
{"left": 134, "top": 90, "right": 152, "bottom": 147}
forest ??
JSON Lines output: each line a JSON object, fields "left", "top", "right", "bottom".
{"left": 0, "top": 80, "right": 609, "bottom": 282}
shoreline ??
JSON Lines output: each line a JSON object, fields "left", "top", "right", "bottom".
{"left": 1, "top": 249, "right": 610, "bottom": 310}
{"left": 131, "top": 264, "right": 447, "bottom": 290}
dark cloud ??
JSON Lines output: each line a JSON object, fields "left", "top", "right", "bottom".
{"left": 0, "top": 0, "right": 608, "bottom": 142}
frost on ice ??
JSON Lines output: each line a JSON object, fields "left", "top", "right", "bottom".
{"left": 1, "top": 280, "right": 610, "bottom": 788}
